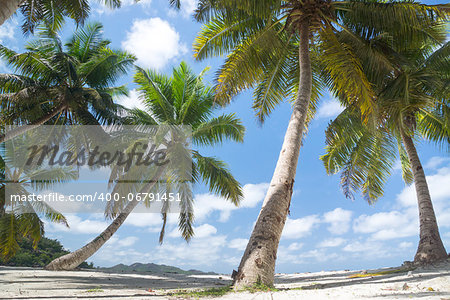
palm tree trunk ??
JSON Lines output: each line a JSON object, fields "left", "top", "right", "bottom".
{"left": 0, "top": 103, "right": 67, "bottom": 144}
{"left": 232, "top": 19, "right": 312, "bottom": 289}
{"left": 45, "top": 198, "right": 140, "bottom": 270}
{"left": 0, "top": 0, "right": 22, "bottom": 26}
{"left": 45, "top": 168, "right": 165, "bottom": 271}
{"left": 400, "top": 129, "right": 447, "bottom": 264}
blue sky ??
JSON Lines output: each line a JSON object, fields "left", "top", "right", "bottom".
{"left": 1, "top": 0, "right": 449, "bottom": 274}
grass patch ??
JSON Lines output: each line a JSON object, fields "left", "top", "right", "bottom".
{"left": 242, "top": 282, "right": 279, "bottom": 293}
{"left": 85, "top": 287, "right": 104, "bottom": 293}
{"left": 167, "top": 282, "right": 279, "bottom": 298}
{"left": 168, "top": 286, "right": 233, "bottom": 298}
{"left": 348, "top": 268, "right": 414, "bottom": 278}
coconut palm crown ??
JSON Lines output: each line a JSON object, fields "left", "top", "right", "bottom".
{"left": 193, "top": 0, "right": 448, "bottom": 289}
{"left": 44, "top": 62, "right": 246, "bottom": 271}
{"left": 0, "top": 22, "right": 135, "bottom": 143}
{"left": 321, "top": 33, "right": 449, "bottom": 264}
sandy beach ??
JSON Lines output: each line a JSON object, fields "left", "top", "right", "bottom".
{"left": 1, "top": 260, "right": 449, "bottom": 299}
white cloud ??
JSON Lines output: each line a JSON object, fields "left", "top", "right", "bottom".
{"left": 298, "top": 249, "right": 337, "bottom": 262}
{"left": 316, "top": 99, "right": 344, "bottom": 119}
{"left": 0, "top": 20, "right": 15, "bottom": 44}
{"left": 179, "top": 0, "right": 197, "bottom": 17}
{"left": 397, "top": 166, "right": 450, "bottom": 208}
{"left": 317, "top": 237, "right": 346, "bottom": 248}
{"left": 425, "top": 156, "right": 450, "bottom": 170}
{"left": 122, "top": 18, "right": 186, "bottom": 69}
{"left": 353, "top": 211, "right": 418, "bottom": 240}
{"left": 122, "top": 0, "right": 152, "bottom": 6}
{"left": 95, "top": 0, "right": 152, "bottom": 14}
{"left": 118, "top": 236, "right": 139, "bottom": 247}
{"left": 193, "top": 224, "right": 217, "bottom": 238}
{"left": 343, "top": 240, "right": 382, "bottom": 253}
{"left": 104, "top": 236, "right": 138, "bottom": 248}
{"left": 241, "top": 183, "right": 270, "bottom": 207}
{"left": 193, "top": 183, "right": 269, "bottom": 222}
{"left": 152, "top": 235, "right": 228, "bottom": 267}
{"left": 228, "top": 238, "right": 248, "bottom": 251}
{"left": 282, "top": 215, "right": 320, "bottom": 239}
{"left": 124, "top": 213, "right": 164, "bottom": 227}
{"left": 168, "top": 223, "right": 217, "bottom": 239}
{"left": 352, "top": 164, "right": 450, "bottom": 241}
{"left": 0, "top": 60, "right": 8, "bottom": 73}
{"left": 287, "top": 242, "right": 303, "bottom": 251}
{"left": 323, "top": 208, "right": 353, "bottom": 235}
{"left": 117, "top": 89, "right": 146, "bottom": 110}
{"left": 277, "top": 246, "right": 338, "bottom": 265}
{"left": 167, "top": 0, "right": 196, "bottom": 18}
{"left": 399, "top": 241, "right": 413, "bottom": 249}
{"left": 46, "top": 214, "right": 109, "bottom": 234}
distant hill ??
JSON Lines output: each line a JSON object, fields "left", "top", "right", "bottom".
{"left": 0, "top": 237, "right": 94, "bottom": 269}
{"left": 97, "top": 262, "right": 217, "bottom": 275}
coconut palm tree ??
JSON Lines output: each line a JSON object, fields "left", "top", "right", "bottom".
{"left": 193, "top": 0, "right": 448, "bottom": 288}
{"left": 0, "top": 135, "right": 76, "bottom": 260}
{"left": 0, "top": 22, "right": 135, "bottom": 144}
{"left": 0, "top": 0, "right": 120, "bottom": 32}
{"left": 321, "top": 39, "right": 449, "bottom": 264}
{"left": 0, "top": 0, "right": 184, "bottom": 33}
{"left": 45, "top": 62, "right": 245, "bottom": 270}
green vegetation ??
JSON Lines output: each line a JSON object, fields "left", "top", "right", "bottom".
{"left": 242, "top": 282, "right": 279, "bottom": 293}
{"left": 192, "top": 0, "right": 449, "bottom": 288}
{"left": 0, "top": 237, "right": 93, "bottom": 268}
{"left": 168, "top": 286, "right": 233, "bottom": 298}
{"left": 167, "top": 282, "right": 279, "bottom": 299}
{"left": 44, "top": 61, "right": 245, "bottom": 270}
{"left": 348, "top": 268, "right": 414, "bottom": 278}
{"left": 85, "top": 287, "right": 104, "bottom": 293}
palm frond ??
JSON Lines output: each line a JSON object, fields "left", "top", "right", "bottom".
{"left": 193, "top": 151, "right": 242, "bottom": 205}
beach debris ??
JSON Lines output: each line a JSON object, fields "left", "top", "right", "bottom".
{"left": 407, "top": 271, "right": 413, "bottom": 276}
{"left": 427, "top": 287, "right": 435, "bottom": 292}
{"left": 402, "top": 283, "right": 409, "bottom": 290}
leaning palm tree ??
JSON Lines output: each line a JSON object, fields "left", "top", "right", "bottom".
{"left": 0, "top": 135, "right": 76, "bottom": 260}
{"left": 45, "top": 62, "right": 245, "bottom": 270}
{"left": 321, "top": 40, "right": 449, "bottom": 264}
{"left": 0, "top": 22, "right": 135, "bottom": 143}
{"left": 193, "top": 0, "right": 448, "bottom": 288}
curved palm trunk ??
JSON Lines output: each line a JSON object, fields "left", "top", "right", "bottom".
{"left": 233, "top": 20, "right": 312, "bottom": 289}
{"left": 45, "top": 199, "right": 139, "bottom": 270}
{"left": 45, "top": 168, "right": 164, "bottom": 271}
{"left": 0, "top": 0, "right": 22, "bottom": 26}
{"left": 400, "top": 129, "right": 447, "bottom": 264}
{"left": 0, "top": 103, "right": 67, "bottom": 144}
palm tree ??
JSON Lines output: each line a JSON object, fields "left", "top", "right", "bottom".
{"left": 45, "top": 62, "right": 245, "bottom": 270}
{"left": 0, "top": 0, "right": 120, "bottom": 32}
{"left": 0, "top": 134, "right": 76, "bottom": 260}
{"left": 321, "top": 38, "right": 449, "bottom": 264}
{"left": 193, "top": 0, "right": 448, "bottom": 288}
{"left": 0, "top": 0, "right": 184, "bottom": 33}
{"left": 0, "top": 22, "right": 135, "bottom": 144}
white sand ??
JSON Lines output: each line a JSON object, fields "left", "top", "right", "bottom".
{"left": 0, "top": 260, "right": 449, "bottom": 299}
